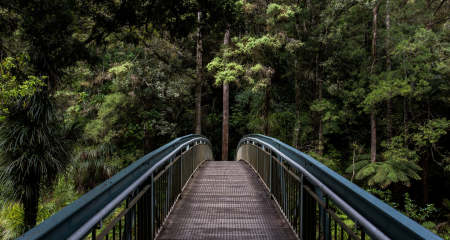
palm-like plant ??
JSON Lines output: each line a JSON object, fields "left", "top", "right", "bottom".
{"left": 435, "top": 199, "right": 450, "bottom": 233}
{"left": 71, "top": 143, "right": 118, "bottom": 194}
{"left": 346, "top": 154, "right": 422, "bottom": 188}
{"left": 0, "top": 94, "right": 82, "bottom": 231}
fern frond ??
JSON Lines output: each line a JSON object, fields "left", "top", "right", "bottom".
{"left": 387, "top": 164, "right": 398, "bottom": 183}
{"left": 354, "top": 160, "right": 370, "bottom": 171}
{"left": 405, "top": 168, "right": 421, "bottom": 180}
{"left": 405, "top": 161, "right": 422, "bottom": 171}
{"left": 379, "top": 176, "right": 392, "bottom": 189}
{"left": 422, "top": 221, "right": 436, "bottom": 230}
{"left": 373, "top": 163, "right": 386, "bottom": 183}
{"left": 367, "top": 174, "right": 376, "bottom": 186}
{"left": 345, "top": 160, "right": 369, "bottom": 173}
{"left": 403, "top": 178, "right": 411, "bottom": 187}
{"left": 397, "top": 169, "right": 408, "bottom": 182}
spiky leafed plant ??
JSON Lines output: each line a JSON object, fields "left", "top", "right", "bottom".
{"left": 346, "top": 154, "right": 422, "bottom": 188}
{"left": 0, "top": 94, "right": 82, "bottom": 231}
{"left": 71, "top": 143, "right": 118, "bottom": 194}
{"left": 434, "top": 198, "right": 450, "bottom": 233}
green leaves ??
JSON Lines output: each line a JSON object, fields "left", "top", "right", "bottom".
{"left": 412, "top": 118, "right": 450, "bottom": 147}
{"left": 207, "top": 58, "right": 245, "bottom": 85}
{"left": 0, "top": 54, "right": 47, "bottom": 119}
{"left": 346, "top": 156, "right": 422, "bottom": 188}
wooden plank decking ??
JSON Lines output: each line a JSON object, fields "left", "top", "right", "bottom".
{"left": 157, "top": 161, "right": 297, "bottom": 240}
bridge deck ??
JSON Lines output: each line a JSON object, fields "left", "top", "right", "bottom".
{"left": 157, "top": 161, "right": 297, "bottom": 239}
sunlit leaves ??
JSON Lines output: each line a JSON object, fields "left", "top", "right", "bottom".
{"left": 0, "top": 55, "right": 46, "bottom": 120}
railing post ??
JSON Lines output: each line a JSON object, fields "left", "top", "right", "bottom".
{"left": 300, "top": 172, "right": 303, "bottom": 240}
{"left": 269, "top": 149, "right": 273, "bottom": 199}
{"left": 150, "top": 172, "right": 155, "bottom": 239}
{"left": 256, "top": 145, "right": 259, "bottom": 176}
{"left": 124, "top": 196, "right": 132, "bottom": 240}
{"left": 180, "top": 149, "right": 183, "bottom": 199}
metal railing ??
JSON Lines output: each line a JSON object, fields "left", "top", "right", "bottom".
{"left": 19, "top": 135, "right": 213, "bottom": 240}
{"left": 236, "top": 134, "right": 441, "bottom": 240}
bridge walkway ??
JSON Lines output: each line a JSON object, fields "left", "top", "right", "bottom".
{"left": 157, "top": 161, "right": 297, "bottom": 239}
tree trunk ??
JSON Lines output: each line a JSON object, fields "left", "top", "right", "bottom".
{"left": 222, "top": 29, "right": 230, "bottom": 161}
{"left": 404, "top": 97, "right": 409, "bottom": 147}
{"left": 386, "top": 0, "right": 392, "bottom": 144}
{"left": 317, "top": 54, "right": 323, "bottom": 156}
{"left": 422, "top": 100, "right": 432, "bottom": 206}
{"left": 195, "top": 12, "right": 202, "bottom": 134}
{"left": 263, "top": 87, "right": 270, "bottom": 136}
{"left": 387, "top": 93, "right": 392, "bottom": 143}
{"left": 293, "top": 52, "right": 302, "bottom": 149}
{"left": 371, "top": 4, "right": 378, "bottom": 69}
{"left": 370, "top": 111, "right": 377, "bottom": 162}
{"left": 370, "top": 4, "right": 378, "bottom": 163}
{"left": 23, "top": 191, "right": 39, "bottom": 231}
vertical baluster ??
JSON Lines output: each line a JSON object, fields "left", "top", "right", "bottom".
{"left": 328, "top": 208, "right": 331, "bottom": 240}
{"left": 150, "top": 172, "right": 154, "bottom": 239}
{"left": 291, "top": 174, "right": 293, "bottom": 225}
{"left": 335, "top": 216, "right": 337, "bottom": 240}
{"left": 269, "top": 149, "right": 272, "bottom": 198}
{"left": 180, "top": 150, "right": 183, "bottom": 196}
{"left": 125, "top": 197, "right": 129, "bottom": 240}
{"left": 119, "top": 217, "right": 122, "bottom": 240}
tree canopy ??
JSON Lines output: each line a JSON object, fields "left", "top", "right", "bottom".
{"left": 1, "top": 0, "right": 450, "bottom": 238}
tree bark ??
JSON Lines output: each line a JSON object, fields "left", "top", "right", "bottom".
{"left": 404, "top": 97, "right": 409, "bottom": 146}
{"left": 387, "top": 93, "right": 392, "bottom": 143}
{"left": 422, "top": 100, "right": 432, "bottom": 206}
{"left": 370, "top": 111, "right": 377, "bottom": 162}
{"left": 317, "top": 54, "right": 323, "bottom": 156}
{"left": 195, "top": 12, "right": 202, "bottom": 134}
{"left": 372, "top": 5, "right": 378, "bottom": 68}
{"left": 370, "top": 4, "right": 378, "bottom": 163}
{"left": 386, "top": 0, "right": 392, "bottom": 144}
{"left": 222, "top": 29, "right": 230, "bottom": 161}
{"left": 263, "top": 87, "right": 270, "bottom": 136}
{"left": 293, "top": 52, "right": 302, "bottom": 149}
{"left": 23, "top": 190, "right": 39, "bottom": 231}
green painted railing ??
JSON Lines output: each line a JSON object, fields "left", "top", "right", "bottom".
{"left": 18, "top": 134, "right": 213, "bottom": 240}
{"left": 236, "top": 134, "right": 441, "bottom": 240}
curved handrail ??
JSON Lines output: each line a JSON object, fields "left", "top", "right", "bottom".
{"left": 19, "top": 134, "right": 212, "bottom": 240}
{"left": 235, "top": 134, "right": 440, "bottom": 240}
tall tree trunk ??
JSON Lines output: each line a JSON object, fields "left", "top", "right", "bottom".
{"left": 195, "top": 12, "right": 202, "bottom": 134}
{"left": 422, "top": 100, "right": 431, "bottom": 206}
{"left": 263, "top": 87, "right": 270, "bottom": 136}
{"left": 387, "top": 94, "right": 392, "bottom": 143}
{"left": 317, "top": 54, "right": 323, "bottom": 156}
{"left": 386, "top": 0, "right": 392, "bottom": 144}
{"left": 293, "top": 52, "right": 302, "bottom": 149}
{"left": 370, "top": 112, "right": 377, "bottom": 162}
{"left": 370, "top": 4, "right": 378, "bottom": 163}
{"left": 422, "top": 151, "right": 429, "bottom": 206}
{"left": 222, "top": 29, "right": 230, "bottom": 161}
{"left": 372, "top": 5, "right": 378, "bottom": 66}
{"left": 404, "top": 97, "right": 409, "bottom": 146}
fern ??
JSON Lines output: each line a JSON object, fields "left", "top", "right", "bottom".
{"left": 422, "top": 221, "right": 437, "bottom": 231}
{"left": 346, "top": 157, "right": 422, "bottom": 188}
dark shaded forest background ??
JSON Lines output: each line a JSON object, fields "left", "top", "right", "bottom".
{"left": 1, "top": 0, "right": 450, "bottom": 238}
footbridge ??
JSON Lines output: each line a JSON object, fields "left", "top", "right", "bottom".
{"left": 19, "top": 134, "right": 440, "bottom": 240}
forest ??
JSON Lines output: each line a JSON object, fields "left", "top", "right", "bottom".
{"left": 0, "top": 0, "right": 450, "bottom": 238}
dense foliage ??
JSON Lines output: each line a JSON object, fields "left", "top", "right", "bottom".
{"left": 1, "top": 0, "right": 450, "bottom": 238}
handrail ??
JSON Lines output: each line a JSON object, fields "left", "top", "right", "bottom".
{"left": 18, "top": 134, "right": 212, "bottom": 240}
{"left": 235, "top": 134, "right": 440, "bottom": 240}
